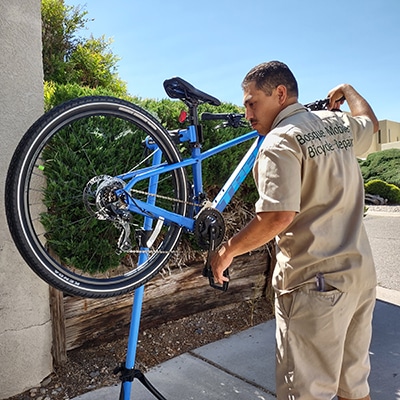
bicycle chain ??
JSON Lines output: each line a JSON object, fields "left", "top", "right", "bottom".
{"left": 121, "top": 188, "right": 220, "bottom": 256}
{"left": 125, "top": 248, "right": 177, "bottom": 254}
{"left": 130, "top": 188, "right": 200, "bottom": 208}
{"left": 120, "top": 188, "right": 201, "bottom": 255}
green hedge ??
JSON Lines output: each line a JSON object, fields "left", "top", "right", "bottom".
{"left": 365, "top": 179, "right": 400, "bottom": 204}
{"left": 40, "top": 107, "right": 149, "bottom": 272}
{"left": 39, "top": 82, "right": 257, "bottom": 272}
{"left": 44, "top": 82, "right": 258, "bottom": 205}
{"left": 44, "top": 81, "right": 140, "bottom": 111}
{"left": 360, "top": 149, "right": 400, "bottom": 188}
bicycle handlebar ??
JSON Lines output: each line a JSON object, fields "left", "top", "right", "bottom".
{"left": 200, "top": 96, "right": 345, "bottom": 130}
{"left": 201, "top": 112, "right": 246, "bottom": 128}
{"left": 304, "top": 98, "right": 330, "bottom": 111}
{"left": 305, "top": 96, "right": 345, "bottom": 111}
{"left": 201, "top": 112, "right": 244, "bottom": 120}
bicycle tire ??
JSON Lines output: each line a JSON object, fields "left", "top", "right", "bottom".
{"left": 5, "top": 96, "right": 188, "bottom": 298}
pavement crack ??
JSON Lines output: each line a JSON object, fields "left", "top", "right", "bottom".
{"left": 188, "top": 350, "right": 277, "bottom": 398}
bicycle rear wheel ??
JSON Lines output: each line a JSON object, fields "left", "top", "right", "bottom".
{"left": 5, "top": 96, "right": 188, "bottom": 298}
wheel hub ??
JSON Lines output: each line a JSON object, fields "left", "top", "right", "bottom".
{"left": 83, "top": 175, "right": 128, "bottom": 220}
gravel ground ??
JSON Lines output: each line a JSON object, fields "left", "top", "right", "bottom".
{"left": 367, "top": 204, "right": 400, "bottom": 213}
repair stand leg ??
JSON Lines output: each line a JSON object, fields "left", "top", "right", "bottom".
{"left": 115, "top": 253, "right": 167, "bottom": 400}
{"left": 116, "top": 146, "right": 166, "bottom": 399}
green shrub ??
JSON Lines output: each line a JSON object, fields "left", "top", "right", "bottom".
{"left": 44, "top": 82, "right": 258, "bottom": 207}
{"left": 360, "top": 149, "right": 400, "bottom": 188}
{"left": 365, "top": 179, "right": 400, "bottom": 204}
{"left": 40, "top": 111, "right": 146, "bottom": 272}
{"left": 44, "top": 81, "right": 140, "bottom": 111}
{"left": 40, "top": 83, "right": 258, "bottom": 272}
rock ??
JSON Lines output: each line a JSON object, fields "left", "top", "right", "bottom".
{"left": 40, "top": 376, "right": 52, "bottom": 387}
{"left": 89, "top": 371, "right": 100, "bottom": 378}
{"left": 365, "top": 194, "right": 387, "bottom": 205}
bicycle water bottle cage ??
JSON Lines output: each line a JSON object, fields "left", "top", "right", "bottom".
{"left": 163, "top": 77, "right": 221, "bottom": 107}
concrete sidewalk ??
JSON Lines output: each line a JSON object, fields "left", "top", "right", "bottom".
{"left": 73, "top": 289, "right": 400, "bottom": 400}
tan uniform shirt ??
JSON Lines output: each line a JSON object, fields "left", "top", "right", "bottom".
{"left": 253, "top": 103, "right": 376, "bottom": 294}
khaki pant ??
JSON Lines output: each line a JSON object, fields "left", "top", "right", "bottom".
{"left": 275, "top": 285, "right": 376, "bottom": 399}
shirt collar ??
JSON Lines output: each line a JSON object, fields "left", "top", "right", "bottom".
{"left": 271, "top": 102, "right": 307, "bottom": 130}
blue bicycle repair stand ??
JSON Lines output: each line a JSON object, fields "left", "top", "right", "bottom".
{"left": 114, "top": 252, "right": 167, "bottom": 400}
{"left": 113, "top": 145, "right": 167, "bottom": 399}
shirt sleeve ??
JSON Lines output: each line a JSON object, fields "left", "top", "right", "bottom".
{"left": 253, "top": 134, "right": 301, "bottom": 213}
{"left": 344, "top": 114, "right": 374, "bottom": 156}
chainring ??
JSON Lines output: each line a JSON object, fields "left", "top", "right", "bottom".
{"left": 194, "top": 208, "right": 225, "bottom": 250}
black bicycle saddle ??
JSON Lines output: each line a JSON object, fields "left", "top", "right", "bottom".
{"left": 163, "top": 77, "right": 221, "bottom": 107}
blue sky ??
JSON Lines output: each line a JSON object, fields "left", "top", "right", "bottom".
{"left": 67, "top": 0, "right": 400, "bottom": 121}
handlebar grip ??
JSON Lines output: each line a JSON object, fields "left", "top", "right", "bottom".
{"left": 305, "top": 96, "right": 346, "bottom": 111}
{"left": 201, "top": 112, "right": 231, "bottom": 121}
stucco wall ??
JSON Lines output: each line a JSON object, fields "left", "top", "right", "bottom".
{"left": 0, "top": 1, "right": 53, "bottom": 398}
{"left": 361, "top": 119, "right": 400, "bottom": 157}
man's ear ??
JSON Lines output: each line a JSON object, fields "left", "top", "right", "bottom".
{"left": 276, "top": 85, "right": 288, "bottom": 105}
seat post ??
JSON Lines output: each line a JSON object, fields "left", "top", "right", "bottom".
{"left": 187, "top": 103, "right": 203, "bottom": 145}
{"left": 187, "top": 102, "right": 199, "bottom": 126}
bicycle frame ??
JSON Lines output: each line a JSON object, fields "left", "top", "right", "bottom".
{"left": 115, "top": 126, "right": 264, "bottom": 232}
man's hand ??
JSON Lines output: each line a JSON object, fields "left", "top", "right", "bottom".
{"left": 327, "top": 84, "right": 348, "bottom": 106}
{"left": 210, "top": 211, "right": 295, "bottom": 285}
{"left": 210, "top": 245, "right": 232, "bottom": 285}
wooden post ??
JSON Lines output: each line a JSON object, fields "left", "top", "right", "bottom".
{"left": 47, "top": 249, "right": 272, "bottom": 354}
{"left": 62, "top": 252, "right": 269, "bottom": 351}
{"left": 49, "top": 286, "right": 67, "bottom": 366}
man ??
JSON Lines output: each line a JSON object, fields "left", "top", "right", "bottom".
{"left": 211, "top": 61, "right": 379, "bottom": 399}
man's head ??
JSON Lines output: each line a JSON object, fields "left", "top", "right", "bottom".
{"left": 241, "top": 61, "right": 298, "bottom": 135}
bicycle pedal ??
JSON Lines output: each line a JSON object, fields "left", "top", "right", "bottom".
{"left": 208, "top": 269, "right": 229, "bottom": 291}
{"left": 202, "top": 265, "right": 229, "bottom": 291}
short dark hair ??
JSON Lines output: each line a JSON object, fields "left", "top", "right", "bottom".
{"left": 242, "top": 61, "right": 299, "bottom": 98}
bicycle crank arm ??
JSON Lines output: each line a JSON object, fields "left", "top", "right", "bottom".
{"left": 201, "top": 221, "right": 229, "bottom": 291}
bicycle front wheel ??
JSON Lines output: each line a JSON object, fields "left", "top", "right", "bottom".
{"left": 5, "top": 96, "right": 188, "bottom": 298}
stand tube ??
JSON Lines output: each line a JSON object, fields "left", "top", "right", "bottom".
{"left": 118, "top": 146, "right": 167, "bottom": 399}
{"left": 122, "top": 283, "right": 145, "bottom": 400}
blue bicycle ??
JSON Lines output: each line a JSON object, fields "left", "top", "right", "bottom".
{"left": 5, "top": 77, "right": 326, "bottom": 298}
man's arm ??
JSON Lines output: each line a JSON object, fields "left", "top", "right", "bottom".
{"left": 210, "top": 210, "right": 295, "bottom": 284}
{"left": 328, "top": 84, "right": 379, "bottom": 133}
{"left": 328, "top": 83, "right": 379, "bottom": 132}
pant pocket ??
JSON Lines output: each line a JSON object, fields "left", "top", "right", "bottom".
{"left": 276, "top": 291, "right": 297, "bottom": 319}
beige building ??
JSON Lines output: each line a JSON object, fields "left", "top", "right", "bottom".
{"left": 360, "top": 119, "right": 400, "bottom": 157}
